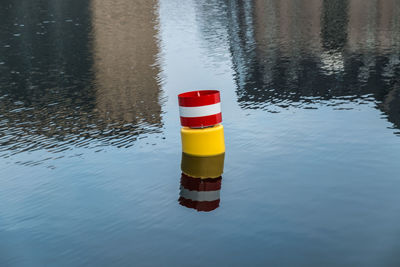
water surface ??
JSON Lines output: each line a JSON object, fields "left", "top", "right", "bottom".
{"left": 1, "top": 0, "right": 400, "bottom": 266}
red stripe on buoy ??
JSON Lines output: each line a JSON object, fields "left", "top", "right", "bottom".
{"left": 178, "top": 90, "right": 220, "bottom": 107}
{"left": 178, "top": 197, "right": 220, "bottom": 212}
{"left": 180, "top": 113, "right": 222, "bottom": 128}
{"left": 180, "top": 173, "right": 222, "bottom": 191}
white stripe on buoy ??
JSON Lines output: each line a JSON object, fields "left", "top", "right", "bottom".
{"left": 179, "top": 187, "right": 220, "bottom": 202}
{"left": 179, "top": 103, "right": 221, "bottom": 118}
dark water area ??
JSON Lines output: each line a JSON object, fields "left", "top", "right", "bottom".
{"left": 1, "top": 0, "right": 400, "bottom": 266}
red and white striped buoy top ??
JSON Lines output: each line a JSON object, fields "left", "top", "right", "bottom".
{"left": 178, "top": 90, "right": 222, "bottom": 128}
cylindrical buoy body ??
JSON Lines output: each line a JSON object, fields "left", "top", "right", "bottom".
{"left": 181, "top": 124, "right": 225, "bottom": 156}
{"left": 178, "top": 90, "right": 222, "bottom": 128}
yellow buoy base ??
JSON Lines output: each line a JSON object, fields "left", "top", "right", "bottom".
{"left": 181, "top": 124, "right": 225, "bottom": 156}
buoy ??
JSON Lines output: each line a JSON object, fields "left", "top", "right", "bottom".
{"left": 178, "top": 90, "right": 225, "bottom": 157}
{"left": 179, "top": 173, "right": 221, "bottom": 212}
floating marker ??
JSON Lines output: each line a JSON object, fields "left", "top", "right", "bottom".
{"left": 178, "top": 90, "right": 225, "bottom": 157}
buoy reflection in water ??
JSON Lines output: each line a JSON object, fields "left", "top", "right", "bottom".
{"left": 179, "top": 174, "right": 222, "bottom": 212}
{"left": 178, "top": 153, "right": 225, "bottom": 212}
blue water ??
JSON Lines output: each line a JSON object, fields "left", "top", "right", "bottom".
{"left": 1, "top": 0, "right": 400, "bottom": 266}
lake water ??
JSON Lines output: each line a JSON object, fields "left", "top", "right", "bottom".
{"left": 1, "top": 0, "right": 400, "bottom": 266}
